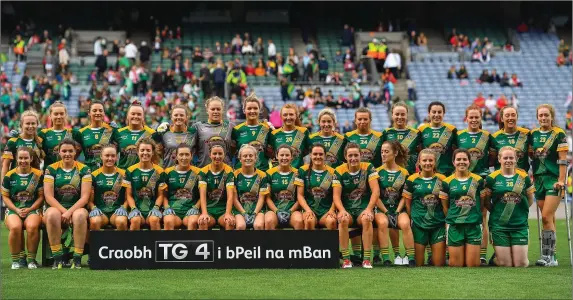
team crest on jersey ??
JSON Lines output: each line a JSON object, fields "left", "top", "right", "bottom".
{"left": 311, "top": 187, "right": 326, "bottom": 199}
{"left": 278, "top": 190, "right": 294, "bottom": 202}
{"left": 383, "top": 187, "right": 399, "bottom": 203}
{"left": 138, "top": 187, "right": 153, "bottom": 200}
{"left": 207, "top": 136, "right": 225, "bottom": 147}
{"left": 421, "top": 194, "right": 438, "bottom": 205}
{"left": 455, "top": 195, "right": 475, "bottom": 207}
{"left": 240, "top": 192, "right": 257, "bottom": 203}
{"left": 428, "top": 142, "right": 445, "bottom": 154}
{"left": 468, "top": 148, "right": 484, "bottom": 160}
{"left": 325, "top": 152, "right": 337, "bottom": 163}
{"left": 89, "top": 144, "right": 104, "bottom": 157}
{"left": 14, "top": 191, "right": 32, "bottom": 206}
{"left": 360, "top": 149, "right": 373, "bottom": 161}
{"left": 58, "top": 184, "right": 79, "bottom": 198}
{"left": 175, "top": 189, "right": 193, "bottom": 200}
{"left": 124, "top": 145, "right": 138, "bottom": 156}
{"left": 534, "top": 147, "right": 549, "bottom": 159}
{"left": 502, "top": 192, "right": 521, "bottom": 204}
{"left": 209, "top": 188, "right": 223, "bottom": 200}
{"left": 514, "top": 149, "right": 525, "bottom": 159}
{"left": 103, "top": 191, "right": 118, "bottom": 208}
{"left": 349, "top": 188, "right": 364, "bottom": 201}
{"left": 248, "top": 140, "right": 264, "bottom": 152}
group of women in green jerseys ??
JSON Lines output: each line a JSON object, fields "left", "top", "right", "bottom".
{"left": 1, "top": 92, "right": 569, "bottom": 269}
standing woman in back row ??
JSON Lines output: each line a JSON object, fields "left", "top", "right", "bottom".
{"left": 268, "top": 103, "right": 310, "bottom": 168}
{"left": 75, "top": 101, "right": 117, "bottom": 171}
{"left": 308, "top": 108, "right": 346, "bottom": 168}
{"left": 113, "top": 101, "right": 156, "bottom": 170}
{"left": 490, "top": 106, "right": 531, "bottom": 172}
{"left": 530, "top": 104, "right": 569, "bottom": 267}
{"left": 39, "top": 101, "right": 75, "bottom": 168}
{"left": 191, "top": 96, "right": 234, "bottom": 168}
{"left": 418, "top": 101, "right": 457, "bottom": 176}
{"left": 153, "top": 104, "right": 196, "bottom": 168}
{"left": 382, "top": 102, "right": 422, "bottom": 174}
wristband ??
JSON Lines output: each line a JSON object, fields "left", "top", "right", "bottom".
{"left": 557, "top": 160, "right": 568, "bottom": 165}
{"left": 153, "top": 205, "right": 160, "bottom": 210}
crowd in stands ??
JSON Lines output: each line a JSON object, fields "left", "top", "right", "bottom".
{"left": 472, "top": 92, "right": 519, "bottom": 125}
{"left": 447, "top": 65, "right": 522, "bottom": 88}
{"left": 557, "top": 39, "right": 572, "bottom": 67}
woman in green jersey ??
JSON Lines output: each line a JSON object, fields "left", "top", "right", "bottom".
{"left": 381, "top": 103, "right": 422, "bottom": 265}
{"left": 114, "top": 102, "right": 156, "bottom": 170}
{"left": 308, "top": 109, "right": 346, "bottom": 168}
{"left": 442, "top": 149, "right": 485, "bottom": 267}
{"left": 344, "top": 107, "right": 383, "bottom": 168}
{"left": 268, "top": 103, "right": 310, "bottom": 168}
{"left": 457, "top": 105, "right": 492, "bottom": 265}
{"left": 483, "top": 146, "right": 534, "bottom": 267}
{"left": 39, "top": 102, "right": 76, "bottom": 168}
{"left": 162, "top": 144, "right": 202, "bottom": 230}
{"left": 198, "top": 144, "right": 236, "bottom": 230}
{"left": 334, "top": 142, "right": 380, "bottom": 269}
{"left": 418, "top": 101, "right": 457, "bottom": 176}
{"left": 490, "top": 106, "right": 531, "bottom": 172}
{"left": 88, "top": 145, "right": 129, "bottom": 231}
{"left": 231, "top": 94, "right": 273, "bottom": 171}
{"left": 43, "top": 139, "right": 92, "bottom": 269}
{"left": 374, "top": 140, "right": 415, "bottom": 267}
{"left": 296, "top": 143, "right": 337, "bottom": 230}
{"left": 75, "top": 101, "right": 117, "bottom": 171}
{"left": 154, "top": 105, "right": 196, "bottom": 168}
{"left": 2, "top": 147, "right": 44, "bottom": 269}
{"left": 233, "top": 145, "right": 268, "bottom": 230}
{"left": 264, "top": 145, "right": 303, "bottom": 230}
{"left": 403, "top": 149, "right": 447, "bottom": 267}
{"left": 125, "top": 138, "right": 166, "bottom": 231}
{"left": 531, "top": 104, "right": 569, "bottom": 267}
{"left": 2, "top": 110, "right": 44, "bottom": 184}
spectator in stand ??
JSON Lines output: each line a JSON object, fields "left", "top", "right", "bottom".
{"left": 341, "top": 120, "right": 353, "bottom": 134}
{"left": 496, "top": 94, "right": 508, "bottom": 110}
{"left": 244, "top": 32, "right": 253, "bottom": 46}
{"left": 231, "top": 34, "right": 242, "bottom": 53}
{"left": 384, "top": 49, "right": 401, "bottom": 79}
{"left": 244, "top": 59, "right": 256, "bottom": 76}
{"left": 154, "top": 36, "right": 162, "bottom": 54}
{"left": 110, "top": 40, "right": 120, "bottom": 56}
{"left": 223, "top": 42, "right": 232, "bottom": 54}
{"left": 457, "top": 65, "right": 469, "bottom": 79}
{"left": 382, "top": 68, "right": 397, "bottom": 84}
{"left": 192, "top": 47, "right": 204, "bottom": 63}
{"left": 171, "top": 46, "right": 182, "bottom": 62}
{"left": 447, "top": 65, "right": 457, "bottom": 79}
{"left": 95, "top": 49, "right": 108, "bottom": 80}
{"left": 483, "top": 37, "right": 493, "bottom": 51}
{"left": 318, "top": 55, "right": 329, "bottom": 82}
{"left": 382, "top": 78, "right": 394, "bottom": 104}
{"left": 449, "top": 33, "right": 459, "bottom": 49}
{"left": 203, "top": 47, "right": 214, "bottom": 63}
{"left": 241, "top": 41, "right": 254, "bottom": 56}
{"left": 199, "top": 63, "right": 211, "bottom": 97}
{"left": 479, "top": 47, "right": 491, "bottom": 63}
{"left": 44, "top": 49, "right": 55, "bottom": 78}
{"left": 255, "top": 60, "right": 266, "bottom": 77}
{"left": 124, "top": 39, "right": 138, "bottom": 65}
{"left": 485, "top": 94, "right": 497, "bottom": 118}
{"left": 471, "top": 37, "right": 481, "bottom": 52}
{"left": 214, "top": 41, "right": 222, "bottom": 54}
{"left": 266, "top": 58, "right": 277, "bottom": 76}
{"left": 470, "top": 48, "right": 481, "bottom": 62}
{"left": 473, "top": 92, "right": 486, "bottom": 109}
{"left": 417, "top": 32, "right": 428, "bottom": 52}
{"left": 558, "top": 39, "right": 569, "bottom": 57}
{"left": 490, "top": 69, "right": 500, "bottom": 83}
{"left": 509, "top": 73, "right": 522, "bottom": 87}
{"left": 94, "top": 37, "right": 103, "bottom": 56}
{"left": 152, "top": 66, "right": 165, "bottom": 92}
{"left": 478, "top": 69, "right": 490, "bottom": 84}
{"left": 333, "top": 50, "right": 343, "bottom": 64}
{"left": 58, "top": 43, "right": 69, "bottom": 73}
{"left": 287, "top": 48, "right": 299, "bottom": 65}
{"left": 343, "top": 58, "right": 355, "bottom": 72}
{"left": 557, "top": 52, "right": 567, "bottom": 67}
{"left": 139, "top": 41, "right": 151, "bottom": 66}
{"left": 500, "top": 72, "right": 510, "bottom": 87}
{"left": 504, "top": 41, "right": 514, "bottom": 52}
{"left": 267, "top": 39, "right": 276, "bottom": 61}
{"left": 517, "top": 21, "right": 529, "bottom": 33}
{"left": 341, "top": 24, "right": 353, "bottom": 47}
{"left": 509, "top": 93, "right": 519, "bottom": 109}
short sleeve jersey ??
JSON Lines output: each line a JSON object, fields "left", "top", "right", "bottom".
{"left": 295, "top": 165, "right": 335, "bottom": 216}
{"left": 333, "top": 162, "right": 380, "bottom": 212}
{"left": 124, "top": 163, "right": 167, "bottom": 215}
{"left": 198, "top": 164, "right": 235, "bottom": 215}
{"left": 75, "top": 124, "right": 117, "bottom": 171}
{"left": 44, "top": 161, "right": 92, "bottom": 209}
{"left": 376, "top": 165, "right": 409, "bottom": 214}
{"left": 419, "top": 123, "right": 457, "bottom": 175}
{"left": 382, "top": 127, "right": 422, "bottom": 174}
{"left": 345, "top": 130, "right": 383, "bottom": 168}
{"left": 308, "top": 132, "right": 346, "bottom": 168}
{"left": 39, "top": 128, "right": 76, "bottom": 167}
{"left": 152, "top": 126, "right": 196, "bottom": 169}
{"left": 268, "top": 126, "right": 310, "bottom": 168}
{"left": 1, "top": 168, "right": 43, "bottom": 209}
{"left": 491, "top": 127, "right": 531, "bottom": 171}
{"left": 113, "top": 126, "right": 156, "bottom": 169}
{"left": 485, "top": 169, "right": 535, "bottom": 230}
{"left": 233, "top": 169, "right": 269, "bottom": 214}
{"left": 91, "top": 167, "right": 128, "bottom": 214}
{"left": 164, "top": 166, "right": 201, "bottom": 216}
{"left": 232, "top": 122, "right": 272, "bottom": 171}
{"left": 266, "top": 166, "right": 299, "bottom": 211}
{"left": 456, "top": 129, "right": 492, "bottom": 177}
{"left": 402, "top": 173, "right": 447, "bottom": 229}
{"left": 190, "top": 121, "right": 234, "bottom": 168}
{"left": 2, "top": 137, "right": 43, "bottom": 170}
{"left": 443, "top": 173, "right": 484, "bottom": 225}
{"left": 530, "top": 127, "right": 569, "bottom": 177}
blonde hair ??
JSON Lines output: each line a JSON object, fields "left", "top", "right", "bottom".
{"left": 417, "top": 149, "right": 437, "bottom": 172}
{"left": 318, "top": 108, "right": 337, "bottom": 125}
{"left": 171, "top": 104, "right": 189, "bottom": 118}
{"left": 280, "top": 103, "right": 302, "bottom": 126}
{"left": 19, "top": 110, "right": 45, "bottom": 159}
{"left": 498, "top": 146, "right": 516, "bottom": 159}
{"left": 205, "top": 96, "right": 225, "bottom": 110}
{"left": 136, "top": 137, "right": 161, "bottom": 165}
{"left": 49, "top": 101, "right": 68, "bottom": 115}
{"left": 536, "top": 104, "right": 556, "bottom": 128}
{"left": 242, "top": 92, "right": 261, "bottom": 111}
{"left": 238, "top": 144, "right": 257, "bottom": 159}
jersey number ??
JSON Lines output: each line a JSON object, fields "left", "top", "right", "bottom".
{"left": 433, "top": 133, "right": 440, "bottom": 138}
{"left": 95, "top": 134, "right": 99, "bottom": 139}
{"left": 323, "top": 141, "right": 331, "bottom": 148}
{"left": 179, "top": 178, "right": 185, "bottom": 184}
{"left": 282, "top": 179, "right": 288, "bottom": 185}
{"left": 360, "top": 140, "right": 368, "bottom": 145}
{"left": 540, "top": 137, "right": 546, "bottom": 143}
{"left": 142, "top": 175, "right": 149, "bottom": 182}
{"left": 471, "top": 137, "right": 476, "bottom": 144}
{"left": 106, "top": 179, "right": 114, "bottom": 185}
{"left": 286, "top": 137, "right": 293, "bottom": 143}
{"left": 506, "top": 181, "right": 514, "bottom": 187}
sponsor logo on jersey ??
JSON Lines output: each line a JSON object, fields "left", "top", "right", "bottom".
{"left": 501, "top": 192, "right": 521, "bottom": 204}
{"left": 103, "top": 191, "right": 118, "bottom": 207}
{"left": 455, "top": 195, "right": 475, "bottom": 207}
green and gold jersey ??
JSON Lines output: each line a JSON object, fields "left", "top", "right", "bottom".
{"left": 39, "top": 128, "right": 76, "bottom": 167}
{"left": 308, "top": 132, "right": 346, "bottom": 168}
{"left": 198, "top": 164, "right": 235, "bottom": 215}
{"left": 233, "top": 169, "right": 269, "bottom": 214}
{"left": 345, "top": 130, "right": 383, "bottom": 168}
{"left": 268, "top": 126, "right": 310, "bottom": 168}
{"left": 333, "top": 162, "right": 380, "bottom": 212}
{"left": 164, "top": 165, "right": 201, "bottom": 216}
{"left": 491, "top": 127, "right": 531, "bottom": 171}
{"left": 232, "top": 122, "right": 272, "bottom": 171}
{"left": 1, "top": 168, "right": 43, "bottom": 209}
{"left": 125, "top": 163, "right": 167, "bottom": 215}
{"left": 76, "top": 124, "right": 117, "bottom": 170}
{"left": 402, "top": 173, "right": 447, "bottom": 229}
{"left": 2, "top": 136, "right": 43, "bottom": 170}
{"left": 295, "top": 165, "right": 335, "bottom": 216}
{"left": 382, "top": 127, "right": 421, "bottom": 174}
{"left": 266, "top": 166, "right": 299, "bottom": 211}
{"left": 456, "top": 129, "right": 491, "bottom": 177}
{"left": 376, "top": 165, "right": 409, "bottom": 214}
{"left": 152, "top": 126, "right": 196, "bottom": 169}
{"left": 114, "top": 126, "right": 156, "bottom": 170}
{"left": 91, "top": 167, "right": 128, "bottom": 214}
{"left": 485, "top": 169, "right": 535, "bottom": 230}
{"left": 443, "top": 173, "right": 484, "bottom": 225}
{"left": 530, "top": 127, "right": 569, "bottom": 177}
{"left": 419, "top": 123, "right": 457, "bottom": 176}
{"left": 44, "top": 161, "right": 92, "bottom": 209}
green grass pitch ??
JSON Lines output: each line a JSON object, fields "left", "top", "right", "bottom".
{"left": 1, "top": 221, "right": 572, "bottom": 299}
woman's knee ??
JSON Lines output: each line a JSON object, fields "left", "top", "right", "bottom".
{"left": 72, "top": 209, "right": 88, "bottom": 224}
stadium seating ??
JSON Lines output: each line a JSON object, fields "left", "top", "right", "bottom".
{"left": 444, "top": 20, "right": 508, "bottom": 47}
{"left": 408, "top": 32, "right": 572, "bottom": 132}
{"left": 2, "top": 62, "right": 26, "bottom": 89}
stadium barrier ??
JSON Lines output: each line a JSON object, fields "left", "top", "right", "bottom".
{"left": 89, "top": 230, "right": 339, "bottom": 269}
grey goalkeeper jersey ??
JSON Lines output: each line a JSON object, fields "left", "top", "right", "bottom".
{"left": 190, "top": 120, "right": 234, "bottom": 168}
{"left": 153, "top": 126, "right": 196, "bottom": 168}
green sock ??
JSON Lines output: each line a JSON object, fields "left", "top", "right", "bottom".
{"left": 426, "top": 245, "right": 432, "bottom": 257}
{"left": 50, "top": 244, "right": 63, "bottom": 261}
{"left": 341, "top": 249, "right": 350, "bottom": 260}
{"left": 27, "top": 252, "right": 37, "bottom": 263}
{"left": 406, "top": 248, "right": 415, "bottom": 258}
{"left": 363, "top": 250, "right": 372, "bottom": 261}
{"left": 19, "top": 250, "right": 26, "bottom": 260}
{"left": 446, "top": 250, "right": 450, "bottom": 259}
{"left": 554, "top": 250, "right": 558, "bottom": 260}
{"left": 480, "top": 248, "right": 487, "bottom": 259}
{"left": 373, "top": 244, "right": 380, "bottom": 258}
{"left": 392, "top": 246, "right": 401, "bottom": 257}
{"left": 351, "top": 243, "right": 362, "bottom": 256}
{"left": 73, "top": 247, "right": 84, "bottom": 259}
{"left": 11, "top": 253, "right": 19, "bottom": 263}
{"left": 381, "top": 248, "right": 390, "bottom": 261}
